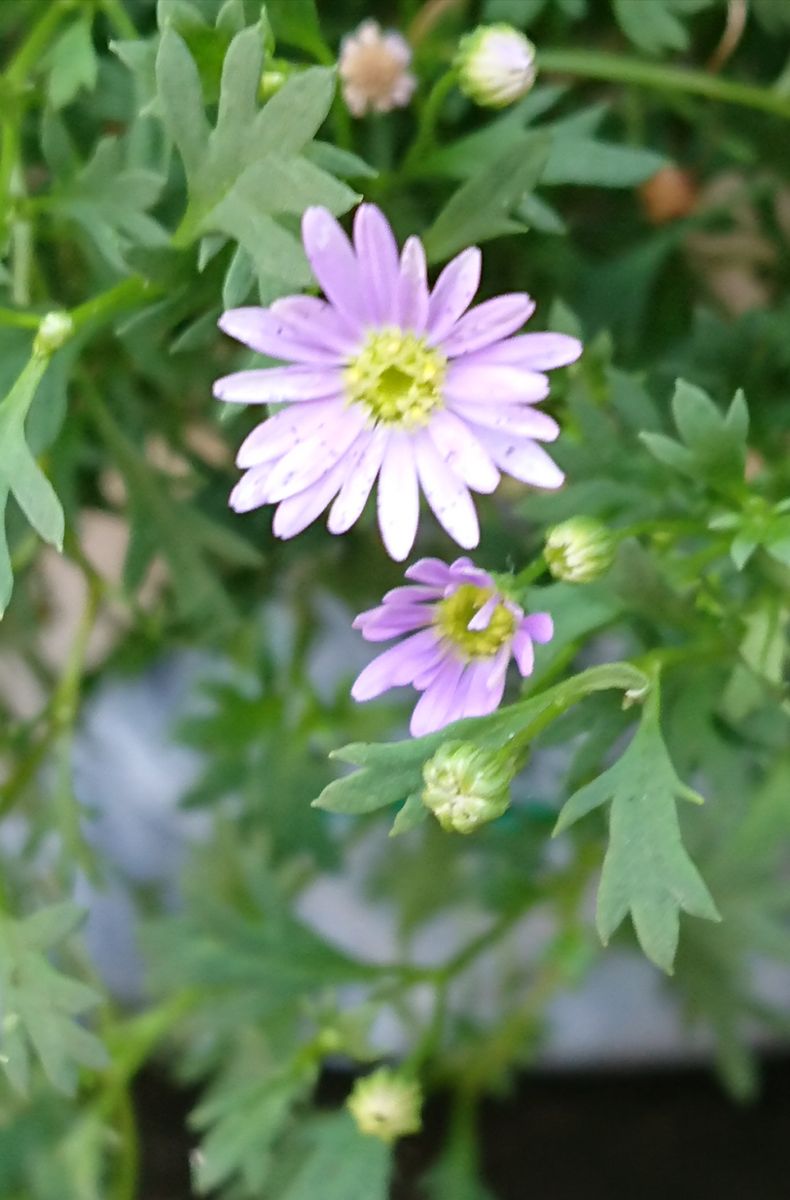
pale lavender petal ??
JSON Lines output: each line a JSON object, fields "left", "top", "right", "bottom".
{"left": 512, "top": 629, "right": 535, "bottom": 676}
{"left": 409, "top": 655, "right": 467, "bottom": 736}
{"left": 382, "top": 585, "right": 441, "bottom": 604}
{"left": 377, "top": 433, "right": 420, "bottom": 562}
{"left": 404, "top": 558, "right": 456, "bottom": 586}
{"left": 447, "top": 558, "right": 492, "bottom": 588}
{"left": 462, "top": 332, "right": 582, "bottom": 370}
{"left": 445, "top": 362, "right": 549, "bottom": 406}
{"left": 485, "top": 645, "right": 511, "bottom": 692}
{"left": 522, "top": 612, "right": 554, "bottom": 642}
{"left": 467, "top": 594, "right": 498, "bottom": 632}
{"left": 236, "top": 399, "right": 341, "bottom": 468}
{"left": 441, "top": 295, "right": 535, "bottom": 358}
{"left": 427, "top": 410, "right": 500, "bottom": 494}
{"left": 412, "top": 644, "right": 455, "bottom": 690}
{"left": 229, "top": 466, "right": 272, "bottom": 514}
{"left": 269, "top": 296, "right": 360, "bottom": 356}
{"left": 353, "top": 204, "right": 399, "bottom": 324}
{"left": 426, "top": 247, "right": 482, "bottom": 343}
{"left": 353, "top": 605, "right": 434, "bottom": 641}
{"left": 302, "top": 206, "right": 368, "bottom": 327}
{"left": 351, "top": 629, "right": 443, "bottom": 700}
{"left": 256, "top": 407, "right": 368, "bottom": 503}
{"left": 396, "top": 236, "right": 429, "bottom": 332}
{"left": 327, "top": 427, "right": 387, "bottom": 534}
{"left": 218, "top": 307, "right": 346, "bottom": 365}
{"left": 459, "top": 659, "right": 502, "bottom": 719}
{"left": 271, "top": 459, "right": 348, "bottom": 539}
{"left": 414, "top": 432, "right": 479, "bottom": 549}
{"left": 214, "top": 365, "right": 343, "bottom": 404}
{"left": 474, "top": 427, "right": 564, "bottom": 489}
{"left": 452, "top": 402, "right": 559, "bottom": 442}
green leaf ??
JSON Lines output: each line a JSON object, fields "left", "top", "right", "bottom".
{"left": 315, "top": 663, "right": 648, "bottom": 815}
{"left": 422, "top": 135, "right": 550, "bottom": 262}
{"left": 0, "top": 353, "right": 65, "bottom": 616}
{"left": 555, "top": 684, "right": 719, "bottom": 973}
{"left": 266, "top": 0, "right": 331, "bottom": 62}
{"left": 542, "top": 137, "right": 665, "bottom": 187}
{"left": 156, "top": 24, "right": 356, "bottom": 284}
{"left": 0, "top": 904, "right": 106, "bottom": 1096}
{"left": 390, "top": 792, "right": 429, "bottom": 837}
{"left": 278, "top": 1112, "right": 392, "bottom": 1200}
{"left": 44, "top": 17, "right": 99, "bottom": 110}
{"left": 612, "top": 0, "right": 715, "bottom": 55}
{"left": 640, "top": 379, "right": 749, "bottom": 490}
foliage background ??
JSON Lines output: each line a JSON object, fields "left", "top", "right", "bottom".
{"left": 1, "top": 0, "right": 790, "bottom": 1196}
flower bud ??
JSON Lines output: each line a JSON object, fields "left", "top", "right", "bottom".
{"left": 422, "top": 741, "right": 513, "bottom": 834}
{"left": 455, "top": 24, "right": 537, "bottom": 110}
{"left": 34, "top": 311, "right": 74, "bottom": 357}
{"left": 544, "top": 517, "right": 615, "bottom": 584}
{"left": 347, "top": 1068, "right": 422, "bottom": 1143}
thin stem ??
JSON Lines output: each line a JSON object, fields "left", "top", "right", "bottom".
{"left": 69, "top": 275, "right": 161, "bottom": 334}
{"left": 403, "top": 70, "right": 458, "bottom": 170}
{"left": 538, "top": 48, "right": 790, "bottom": 120}
{"left": 4, "top": 2, "right": 75, "bottom": 87}
{"left": 0, "top": 306, "right": 39, "bottom": 329}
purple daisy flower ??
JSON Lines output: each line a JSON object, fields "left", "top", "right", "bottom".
{"left": 351, "top": 556, "right": 553, "bottom": 736}
{"left": 215, "top": 204, "right": 581, "bottom": 561}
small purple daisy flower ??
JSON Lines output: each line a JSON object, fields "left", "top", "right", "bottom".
{"left": 351, "top": 556, "right": 553, "bottom": 736}
{"left": 214, "top": 205, "right": 581, "bottom": 561}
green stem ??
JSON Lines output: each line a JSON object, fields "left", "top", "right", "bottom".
{"left": 538, "top": 48, "right": 790, "bottom": 120}
{"left": 0, "top": 306, "right": 40, "bottom": 329}
{"left": 69, "top": 275, "right": 161, "bottom": 334}
{"left": 5, "top": 1, "right": 75, "bottom": 87}
{"left": 403, "top": 70, "right": 458, "bottom": 170}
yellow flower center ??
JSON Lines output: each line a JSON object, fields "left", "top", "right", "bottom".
{"left": 345, "top": 327, "right": 446, "bottom": 428}
{"left": 435, "top": 585, "right": 516, "bottom": 658}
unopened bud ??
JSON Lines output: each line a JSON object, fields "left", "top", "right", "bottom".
{"left": 34, "top": 311, "right": 74, "bottom": 357}
{"left": 347, "top": 1068, "right": 422, "bottom": 1143}
{"left": 422, "top": 741, "right": 513, "bottom": 834}
{"left": 456, "top": 24, "right": 536, "bottom": 110}
{"left": 544, "top": 517, "right": 615, "bottom": 584}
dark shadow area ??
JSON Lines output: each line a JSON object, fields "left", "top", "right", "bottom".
{"left": 135, "top": 1055, "right": 790, "bottom": 1199}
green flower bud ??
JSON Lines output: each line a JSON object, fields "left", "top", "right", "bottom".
{"left": 34, "top": 311, "right": 74, "bottom": 358}
{"left": 347, "top": 1068, "right": 422, "bottom": 1143}
{"left": 455, "top": 24, "right": 536, "bottom": 110}
{"left": 422, "top": 741, "right": 513, "bottom": 834}
{"left": 544, "top": 517, "right": 615, "bottom": 584}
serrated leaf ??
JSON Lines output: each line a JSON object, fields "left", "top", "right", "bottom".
{"left": 279, "top": 1112, "right": 392, "bottom": 1200}
{"left": 423, "top": 135, "right": 550, "bottom": 262}
{"left": 612, "top": 0, "right": 714, "bottom": 54}
{"left": 542, "top": 137, "right": 665, "bottom": 187}
{"left": 555, "top": 684, "right": 719, "bottom": 972}
{"left": 45, "top": 17, "right": 99, "bottom": 110}
{"left": 0, "top": 907, "right": 106, "bottom": 1096}
{"left": 157, "top": 25, "right": 355, "bottom": 284}
{"left": 266, "top": 0, "right": 331, "bottom": 61}
{"left": 315, "top": 663, "right": 648, "bottom": 815}
{"left": 390, "top": 792, "right": 429, "bottom": 837}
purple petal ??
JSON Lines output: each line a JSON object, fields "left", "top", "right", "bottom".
{"left": 453, "top": 402, "right": 559, "bottom": 442}
{"left": 426, "top": 247, "right": 482, "bottom": 344}
{"left": 464, "top": 332, "right": 582, "bottom": 370}
{"left": 381, "top": 585, "right": 441, "bottom": 604}
{"left": 445, "top": 362, "right": 549, "bottom": 407}
{"left": 271, "top": 459, "right": 347, "bottom": 539}
{"left": 236, "top": 399, "right": 342, "bottom": 468}
{"left": 409, "top": 656, "right": 466, "bottom": 736}
{"left": 269, "top": 296, "right": 361, "bottom": 356}
{"left": 473, "top": 428, "right": 564, "bottom": 489}
{"left": 522, "top": 612, "right": 554, "bottom": 643}
{"left": 327, "top": 428, "right": 387, "bottom": 534}
{"left": 457, "top": 659, "right": 502, "bottom": 719}
{"left": 353, "top": 604, "right": 434, "bottom": 642}
{"left": 441, "top": 295, "right": 535, "bottom": 358}
{"left": 404, "top": 558, "right": 455, "bottom": 586}
{"left": 302, "top": 207, "right": 367, "bottom": 327}
{"left": 396, "top": 236, "right": 429, "bottom": 332}
{"left": 229, "top": 465, "right": 272, "bottom": 514}
{"left": 426, "top": 410, "right": 500, "bottom": 494}
{"left": 512, "top": 629, "right": 535, "bottom": 677}
{"left": 351, "top": 629, "right": 443, "bottom": 701}
{"left": 377, "top": 433, "right": 419, "bottom": 561}
{"left": 214, "top": 365, "right": 343, "bottom": 404}
{"left": 254, "top": 407, "right": 368, "bottom": 503}
{"left": 447, "top": 558, "right": 493, "bottom": 588}
{"left": 467, "top": 595, "right": 498, "bottom": 632}
{"left": 414, "top": 432, "right": 480, "bottom": 549}
{"left": 218, "top": 307, "right": 347, "bottom": 365}
{"left": 353, "top": 204, "right": 400, "bottom": 325}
